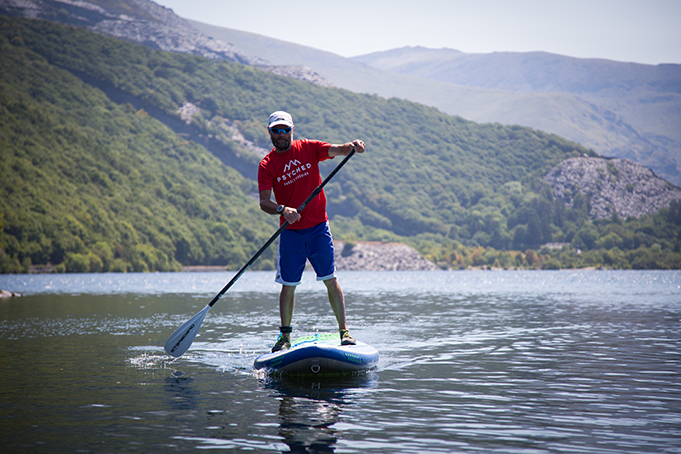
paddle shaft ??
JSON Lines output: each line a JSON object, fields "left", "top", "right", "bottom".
{"left": 207, "top": 147, "right": 356, "bottom": 308}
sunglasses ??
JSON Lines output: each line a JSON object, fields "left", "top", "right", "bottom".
{"left": 270, "top": 126, "right": 292, "bottom": 134}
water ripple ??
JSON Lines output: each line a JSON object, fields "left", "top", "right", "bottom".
{"left": 1, "top": 271, "right": 679, "bottom": 453}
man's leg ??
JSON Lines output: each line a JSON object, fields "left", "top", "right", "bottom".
{"left": 279, "top": 284, "right": 296, "bottom": 328}
{"left": 272, "top": 228, "right": 305, "bottom": 352}
{"left": 324, "top": 278, "right": 355, "bottom": 345}
{"left": 323, "top": 278, "right": 347, "bottom": 330}
{"left": 307, "top": 222, "right": 355, "bottom": 345}
{"left": 271, "top": 285, "right": 296, "bottom": 352}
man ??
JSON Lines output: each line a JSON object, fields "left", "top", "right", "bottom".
{"left": 257, "top": 111, "right": 366, "bottom": 352}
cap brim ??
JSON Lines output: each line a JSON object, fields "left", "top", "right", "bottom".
{"left": 269, "top": 122, "right": 294, "bottom": 128}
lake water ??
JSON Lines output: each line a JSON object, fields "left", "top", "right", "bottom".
{"left": 1, "top": 270, "right": 680, "bottom": 453}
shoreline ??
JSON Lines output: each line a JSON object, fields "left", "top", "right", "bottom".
{"left": 13, "top": 265, "right": 627, "bottom": 276}
{"left": 182, "top": 265, "right": 229, "bottom": 272}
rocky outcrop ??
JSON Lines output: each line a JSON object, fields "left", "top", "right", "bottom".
{"left": 183, "top": 242, "right": 439, "bottom": 272}
{"left": 177, "top": 102, "right": 269, "bottom": 161}
{"left": 255, "top": 65, "right": 333, "bottom": 87}
{"left": 0, "top": 0, "right": 330, "bottom": 86}
{"left": 91, "top": 0, "right": 265, "bottom": 65}
{"left": 177, "top": 101, "right": 202, "bottom": 124}
{"left": 334, "top": 241, "right": 439, "bottom": 271}
{"left": 219, "top": 118, "right": 270, "bottom": 160}
{"left": 0, "top": 289, "right": 21, "bottom": 298}
{"left": 544, "top": 157, "right": 681, "bottom": 219}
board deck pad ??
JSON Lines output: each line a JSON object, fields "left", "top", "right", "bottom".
{"left": 253, "top": 333, "right": 379, "bottom": 375}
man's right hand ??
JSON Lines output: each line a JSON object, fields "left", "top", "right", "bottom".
{"left": 282, "top": 206, "right": 301, "bottom": 224}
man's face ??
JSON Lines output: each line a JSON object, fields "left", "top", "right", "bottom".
{"left": 269, "top": 125, "right": 293, "bottom": 151}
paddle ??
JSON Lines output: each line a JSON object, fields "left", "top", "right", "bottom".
{"left": 164, "top": 147, "right": 357, "bottom": 357}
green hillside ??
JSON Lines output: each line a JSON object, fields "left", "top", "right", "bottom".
{"left": 0, "top": 18, "right": 277, "bottom": 273}
{"left": 1, "top": 17, "right": 680, "bottom": 272}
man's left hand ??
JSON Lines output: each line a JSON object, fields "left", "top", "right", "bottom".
{"left": 351, "top": 140, "right": 366, "bottom": 154}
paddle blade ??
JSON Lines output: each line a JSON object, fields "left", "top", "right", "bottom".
{"left": 164, "top": 304, "right": 211, "bottom": 357}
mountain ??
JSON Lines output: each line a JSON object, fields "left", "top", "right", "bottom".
{"left": 0, "top": 0, "right": 330, "bottom": 85}
{"left": 1, "top": 15, "right": 679, "bottom": 271}
{"left": 189, "top": 23, "right": 681, "bottom": 187}
{"left": 353, "top": 46, "right": 681, "bottom": 181}
{"left": 0, "top": 0, "right": 260, "bottom": 63}
{"left": 4, "top": 1, "right": 679, "bottom": 184}
{"left": 352, "top": 46, "right": 681, "bottom": 94}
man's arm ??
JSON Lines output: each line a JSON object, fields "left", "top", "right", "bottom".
{"left": 328, "top": 139, "right": 366, "bottom": 157}
{"left": 259, "top": 190, "right": 301, "bottom": 224}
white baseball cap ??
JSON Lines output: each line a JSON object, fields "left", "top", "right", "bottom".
{"left": 268, "top": 111, "right": 294, "bottom": 128}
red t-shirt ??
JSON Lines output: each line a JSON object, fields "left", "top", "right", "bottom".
{"left": 258, "top": 139, "right": 333, "bottom": 229}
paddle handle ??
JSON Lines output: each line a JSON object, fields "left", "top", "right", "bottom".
{"left": 208, "top": 147, "right": 356, "bottom": 307}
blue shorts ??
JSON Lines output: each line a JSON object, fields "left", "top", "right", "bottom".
{"left": 276, "top": 221, "right": 336, "bottom": 286}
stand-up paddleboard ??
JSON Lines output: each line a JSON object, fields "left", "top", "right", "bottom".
{"left": 254, "top": 333, "right": 379, "bottom": 375}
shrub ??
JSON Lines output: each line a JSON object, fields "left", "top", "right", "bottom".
{"left": 87, "top": 252, "right": 103, "bottom": 272}
{"left": 64, "top": 253, "right": 89, "bottom": 273}
{"left": 525, "top": 249, "right": 539, "bottom": 267}
{"left": 0, "top": 249, "right": 22, "bottom": 273}
{"left": 542, "top": 258, "right": 561, "bottom": 270}
{"left": 92, "top": 242, "right": 113, "bottom": 271}
{"left": 110, "top": 258, "right": 128, "bottom": 273}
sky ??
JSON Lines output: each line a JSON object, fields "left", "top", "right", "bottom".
{"left": 153, "top": 0, "right": 681, "bottom": 65}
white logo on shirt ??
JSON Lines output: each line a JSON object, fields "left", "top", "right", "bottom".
{"left": 283, "top": 159, "right": 301, "bottom": 172}
{"left": 277, "top": 161, "right": 312, "bottom": 184}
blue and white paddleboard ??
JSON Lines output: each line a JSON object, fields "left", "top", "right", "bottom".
{"left": 254, "top": 333, "right": 379, "bottom": 375}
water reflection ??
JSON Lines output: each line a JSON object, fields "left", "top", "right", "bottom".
{"left": 164, "top": 371, "right": 199, "bottom": 411}
{"left": 263, "top": 373, "right": 378, "bottom": 453}
{"left": 2, "top": 271, "right": 679, "bottom": 453}
{"left": 277, "top": 396, "right": 340, "bottom": 453}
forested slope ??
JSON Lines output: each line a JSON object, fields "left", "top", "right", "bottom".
{"left": 0, "top": 18, "right": 277, "bottom": 272}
